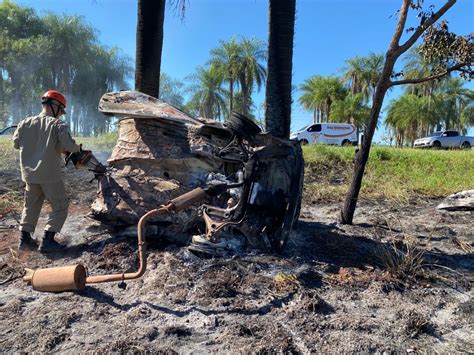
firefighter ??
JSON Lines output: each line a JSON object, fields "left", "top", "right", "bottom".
{"left": 13, "top": 90, "right": 81, "bottom": 253}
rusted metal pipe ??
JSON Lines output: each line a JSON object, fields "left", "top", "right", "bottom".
{"left": 84, "top": 207, "right": 162, "bottom": 284}
{"left": 22, "top": 187, "right": 207, "bottom": 292}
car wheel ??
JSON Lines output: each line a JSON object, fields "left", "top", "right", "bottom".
{"left": 299, "top": 139, "right": 309, "bottom": 146}
{"left": 432, "top": 141, "right": 441, "bottom": 149}
{"left": 341, "top": 139, "right": 351, "bottom": 146}
{"left": 461, "top": 141, "right": 471, "bottom": 149}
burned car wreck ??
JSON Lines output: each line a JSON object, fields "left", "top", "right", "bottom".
{"left": 90, "top": 91, "right": 304, "bottom": 255}
{"left": 22, "top": 91, "right": 304, "bottom": 292}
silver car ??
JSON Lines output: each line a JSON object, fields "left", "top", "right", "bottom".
{"left": 414, "top": 130, "right": 474, "bottom": 149}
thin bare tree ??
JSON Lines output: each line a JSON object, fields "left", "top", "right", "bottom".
{"left": 341, "top": 0, "right": 473, "bottom": 224}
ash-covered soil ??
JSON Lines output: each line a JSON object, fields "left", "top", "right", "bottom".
{"left": 0, "top": 163, "right": 473, "bottom": 353}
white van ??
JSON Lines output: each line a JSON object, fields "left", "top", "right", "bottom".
{"left": 290, "top": 123, "right": 357, "bottom": 146}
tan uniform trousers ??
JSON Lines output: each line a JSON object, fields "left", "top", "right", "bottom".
{"left": 20, "top": 180, "right": 69, "bottom": 233}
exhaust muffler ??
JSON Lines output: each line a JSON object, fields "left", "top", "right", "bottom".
{"left": 22, "top": 187, "right": 208, "bottom": 292}
{"left": 23, "top": 265, "right": 86, "bottom": 292}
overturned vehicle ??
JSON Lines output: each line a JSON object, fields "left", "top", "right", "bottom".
{"left": 90, "top": 91, "right": 304, "bottom": 255}
{"left": 22, "top": 91, "right": 305, "bottom": 292}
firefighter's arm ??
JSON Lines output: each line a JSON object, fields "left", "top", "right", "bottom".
{"left": 57, "top": 122, "right": 81, "bottom": 153}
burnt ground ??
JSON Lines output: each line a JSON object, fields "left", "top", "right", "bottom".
{"left": 0, "top": 161, "right": 473, "bottom": 353}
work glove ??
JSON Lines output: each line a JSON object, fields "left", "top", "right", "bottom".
{"left": 64, "top": 144, "right": 93, "bottom": 168}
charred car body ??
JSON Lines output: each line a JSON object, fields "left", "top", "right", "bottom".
{"left": 90, "top": 91, "right": 304, "bottom": 254}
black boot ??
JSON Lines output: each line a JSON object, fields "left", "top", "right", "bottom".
{"left": 38, "top": 231, "right": 65, "bottom": 253}
{"left": 18, "top": 231, "right": 38, "bottom": 250}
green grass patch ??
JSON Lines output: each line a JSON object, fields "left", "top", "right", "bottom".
{"left": 0, "top": 137, "right": 20, "bottom": 172}
{"left": 76, "top": 131, "right": 118, "bottom": 152}
{"left": 303, "top": 144, "right": 474, "bottom": 203}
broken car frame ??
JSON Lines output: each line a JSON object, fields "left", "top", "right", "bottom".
{"left": 22, "top": 91, "right": 304, "bottom": 292}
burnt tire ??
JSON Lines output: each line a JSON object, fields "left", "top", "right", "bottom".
{"left": 432, "top": 141, "right": 441, "bottom": 149}
{"left": 461, "top": 141, "right": 471, "bottom": 149}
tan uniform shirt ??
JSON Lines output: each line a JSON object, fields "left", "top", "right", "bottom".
{"left": 13, "top": 112, "right": 80, "bottom": 183}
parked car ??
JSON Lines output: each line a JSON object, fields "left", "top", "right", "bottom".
{"left": 413, "top": 130, "right": 474, "bottom": 149}
{"left": 0, "top": 125, "right": 17, "bottom": 137}
{"left": 290, "top": 123, "right": 357, "bottom": 146}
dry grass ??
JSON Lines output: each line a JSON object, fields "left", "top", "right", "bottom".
{"left": 378, "top": 237, "right": 425, "bottom": 280}
{"left": 0, "top": 193, "right": 23, "bottom": 216}
{"left": 273, "top": 272, "right": 301, "bottom": 292}
{"left": 374, "top": 215, "right": 426, "bottom": 282}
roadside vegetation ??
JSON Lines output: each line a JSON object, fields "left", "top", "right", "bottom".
{"left": 2, "top": 133, "right": 472, "bottom": 212}
{"left": 299, "top": 50, "right": 473, "bottom": 148}
{"left": 0, "top": 137, "right": 21, "bottom": 214}
{"left": 303, "top": 144, "right": 474, "bottom": 203}
{"left": 0, "top": 1, "right": 132, "bottom": 135}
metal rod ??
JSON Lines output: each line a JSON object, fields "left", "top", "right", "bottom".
{"left": 85, "top": 187, "right": 206, "bottom": 285}
{"left": 85, "top": 207, "right": 161, "bottom": 284}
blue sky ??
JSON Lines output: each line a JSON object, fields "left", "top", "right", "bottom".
{"left": 17, "top": 0, "right": 474, "bottom": 140}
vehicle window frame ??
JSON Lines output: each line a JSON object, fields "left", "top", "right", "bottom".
{"left": 446, "top": 131, "right": 459, "bottom": 137}
{"left": 307, "top": 124, "right": 322, "bottom": 132}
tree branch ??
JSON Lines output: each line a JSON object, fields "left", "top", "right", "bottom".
{"left": 388, "top": 62, "right": 467, "bottom": 86}
{"left": 388, "top": 0, "right": 411, "bottom": 52}
{"left": 396, "top": 0, "right": 457, "bottom": 56}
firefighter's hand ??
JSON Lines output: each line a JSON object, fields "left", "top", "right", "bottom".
{"left": 65, "top": 151, "right": 80, "bottom": 167}
{"left": 76, "top": 148, "right": 93, "bottom": 166}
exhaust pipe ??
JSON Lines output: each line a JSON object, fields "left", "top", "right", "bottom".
{"left": 23, "top": 188, "right": 207, "bottom": 292}
{"left": 23, "top": 265, "right": 87, "bottom": 292}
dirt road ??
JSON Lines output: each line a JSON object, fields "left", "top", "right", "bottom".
{"left": 0, "top": 164, "right": 472, "bottom": 353}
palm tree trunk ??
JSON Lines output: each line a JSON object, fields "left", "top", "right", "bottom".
{"left": 10, "top": 72, "right": 22, "bottom": 123}
{"left": 241, "top": 77, "right": 249, "bottom": 116}
{"left": 264, "top": 0, "right": 296, "bottom": 139}
{"left": 229, "top": 80, "right": 234, "bottom": 118}
{"left": 135, "top": 0, "right": 166, "bottom": 98}
{"left": 0, "top": 72, "right": 5, "bottom": 127}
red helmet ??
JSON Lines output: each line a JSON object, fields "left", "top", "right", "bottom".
{"left": 41, "top": 90, "right": 67, "bottom": 108}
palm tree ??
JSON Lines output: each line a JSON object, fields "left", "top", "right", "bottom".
{"left": 299, "top": 76, "right": 320, "bottom": 123}
{"left": 341, "top": 53, "right": 384, "bottom": 104}
{"left": 330, "top": 93, "right": 370, "bottom": 126}
{"left": 264, "top": 0, "right": 296, "bottom": 139}
{"left": 385, "top": 94, "right": 438, "bottom": 146}
{"left": 460, "top": 102, "right": 474, "bottom": 131}
{"left": 434, "top": 77, "right": 474, "bottom": 133}
{"left": 209, "top": 37, "right": 241, "bottom": 118}
{"left": 298, "top": 75, "right": 347, "bottom": 123}
{"left": 159, "top": 72, "right": 185, "bottom": 108}
{"left": 135, "top": 0, "right": 166, "bottom": 98}
{"left": 402, "top": 46, "right": 436, "bottom": 96}
{"left": 363, "top": 52, "right": 384, "bottom": 103}
{"left": 0, "top": 1, "right": 46, "bottom": 123}
{"left": 187, "top": 66, "right": 228, "bottom": 120}
{"left": 238, "top": 37, "right": 267, "bottom": 116}
{"left": 341, "top": 56, "right": 367, "bottom": 97}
